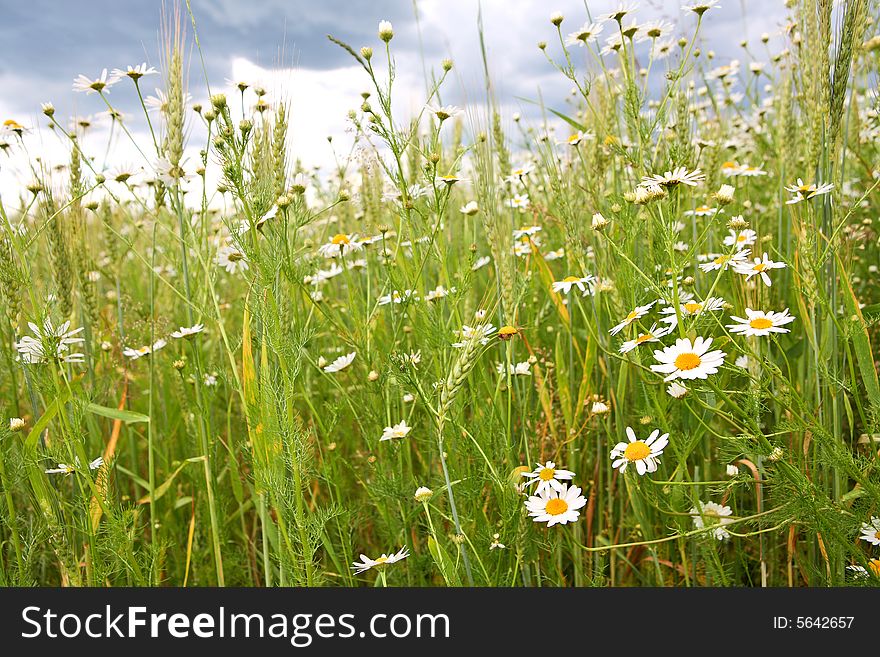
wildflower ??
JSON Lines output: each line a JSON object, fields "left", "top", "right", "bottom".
{"left": 427, "top": 104, "right": 463, "bottom": 122}
{"left": 506, "top": 164, "right": 533, "bottom": 183}
{"left": 507, "top": 193, "right": 530, "bottom": 209}
{"left": 684, "top": 205, "right": 718, "bottom": 217}
{"left": 452, "top": 324, "right": 496, "bottom": 347}
{"left": 726, "top": 308, "right": 796, "bottom": 337}
{"left": 380, "top": 420, "right": 412, "bottom": 441}
{"left": 683, "top": 0, "right": 721, "bottom": 16}
{"left": 72, "top": 69, "right": 117, "bottom": 94}
{"left": 378, "top": 289, "right": 418, "bottom": 305}
{"left": 859, "top": 517, "right": 880, "bottom": 546}
{"left": 590, "top": 399, "right": 611, "bottom": 415}
{"left": 667, "top": 381, "right": 688, "bottom": 398}
{"left": 170, "top": 323, "right": 205, "bottom": 339}
{"left": 460, "top": 201, "right": 479, "bottom": 215}
{"left": 768, "top": 446, "right": 784, "bottom": 462}
{"left": 723, "top": 227, "right": 756, "bottom": 249}
{"left": 497, "top": 361, "right": 532, "bottom": 376}
{"left": 490, "top": 534, "right": 507, "bottom": 550}
{"left": 525, "top": 484, "right": 587, "bottom": 526}
{"left": 609, "top": 301, "right": 656, "bottom": 335}
{"left": 436, "top": 174, "right": 465, "bottom": 186}
{"left": 318, "top": 233, "right": 364, "bottom": 258}
{"left": 785, "top": 179, "right": 834, "bottom": 204}
{"left": 414, "top": 486, "right": 434, "bottom": 503}
{"left": 351, "top": 547, "right": 409, "bottom": 574}
{"left": 521, "top": 461, "right": 576, "bottom": 495}
{"left": 15, "top": 320, "right": 86, "bottom": 364}
{"left": 660, "top": 296, "right": 726, "bottom": 327}
{"left": 425, "top": 285, "right": 451, "bottom": 302}
{"left": 690, "top": 501, "right": 734, "bottom": 540}
{"left": 402, "top": 393, "right": 415, "bottom": 403}
{"left": 154, "top": 156, "right": 192, "bottom": 186}
{"left": 651, "top": 337, "right": 726, "bottom": 382}
{"left": 726, "top": 464, "right": 739, "bottom": 476}
{"left": 377, "top": 20, "right": 395, "bottom": 42}
{"left": 203, "top": 373, "right": 218, "bottom": 387}
{"left": 45, "top": 456, "right": 103, "bottom": 475}
{"left": 9, "top": 418, "right": 25, "bottom": 432}
{"left": 111, "top": 63, "right": 158, "bottom": 82}
{"left": 216, "top": 245, "right": 249, "bottom": 274}
{"left": 564, "top": 21, "right": 605, "bottom": 46}
{"left": 610, "top": 427, "right": 669, "bottom": 475}
{"left": 733, "top": 252, "right": 785, "bottom": 287}
{"left": 699, "top": 249, "right": 750, "bottom": 272}
{"left": 602, "top": 3, "right": 638, "bottom": 22}
{"left": 640, "top": 166, "right": 704, "bottom": 188}
{"left": 368, "top": 370, "right": 379, "bottom": 382}
{"left": 472, "top": 256, "right": 491, "bottom": 271}
{"left": 123, "top": 339, "right": 167, "bottom": 360}
{"left": 619, "top": 323, "right": 671, "bottom": 353}
{"left": 848, "top": 560, "right": 880, "bottom": 579}
{"left": 323, "top": 352, "right": 356, "bottom": 373}
{"left": 735, "top": 355, "right": 749, "bottom": 369}
{"left": 551, "top": 275, "right": 593, "bottom": 296}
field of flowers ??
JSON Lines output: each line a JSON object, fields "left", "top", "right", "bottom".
{"left": 0, "top": 1, "right": 879, "bottom": 587}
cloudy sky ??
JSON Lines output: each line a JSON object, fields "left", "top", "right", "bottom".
{"left": 0, "top": 0, "right": 791, "bottom": 201}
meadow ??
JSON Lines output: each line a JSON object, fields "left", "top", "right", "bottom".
{"left": 0, "top": 0, "right": 879, "bottom": 587}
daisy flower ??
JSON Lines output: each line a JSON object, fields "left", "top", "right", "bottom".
{"left": 452, "top": 324, "right": 496, "bottom": 347}
{"left": 723, "top": 227, "right": 756, "bottom": 249}
{"left": 650, "top": 336, "right": 726, "bottom": 382}
{"left": 699, "top": 249, "right": 751, "bottom": 272}
{"left": 521, "top": 461, "right": 576, "bottom": 495}
{"left": 426, "top": 104, "right": 463, "bottom": 122}
{"left": 690, "top": 501, "right": 734, "bottom": 540}
{"left": 640, "top": 166, "right": 704, "bottom": 188}
{"left": 609, "top": 301, "right": 656, "bottom": 335}
{"left": 552, "top": 275, "right": 595, "bottom": 295}
{"left": 524, "top": 484, "right": 587, "bottom": 527}
{"left": 216, "top": 245, "right": 249, "bottom": 274}
{"left": 726, "top": 308, "right": 796, "bottom": 337}
{"left": 170, "top": 323, "right": 205, "bottom": 339}
{"left": 859, "top": 517, "right": 880, "bottom": 546}
{"left": 317, "top": 233, "right": 363, "bottom": 258}
{"left": 323, "top": 352, "right": 356, "bottom": 373}
{"left": 472, "top": 256, "right": 491, "bottom": 271}
{"left": 351, "top": 547, "right": 409, "bottom": 574}
{"left": 380, "top": 420, "right": 412, "bottom": 441}
{"left": 559, "top": 130, "right": 594, "bottom": 146}
{"left": 659, "top": 296, "right": 726, "bottom": 327}
{"left": 683, "top": 0, "right": 721, "bottom": 16}
{"left": 111, "top": 63, "right": 158, "bottom": 82}
{"left": 785, "top": 179, "right": 834, "bottom": 204}
{"left": 45, "top": 456, "right": 104, "bottom": 475}
{"left": 619, "top": 323, "right": 670, "bottom": 353}
{"left": 72, "top": 68, "right": 117, "bottom": 94}
{"left": 610, "top": 427, "right": 669, "bottom": 475}
{"left": 123, "top": 339, "right": 167, "bottom": 360}
{"left": 564, "top": 22, "right": 604, "bottom": 47}
{"left": 733, "top": 252, "right": 785, "bottom": 287}
{"left": 684, "top": 205, "right": 718, "bottom": 217}
{"left": 460, "top": 201, "right": 479, "bottom": 215}
{"left": 15, "top": 319, "right": 85, "bottom": 364}
{"left": 506, "top": 193, "right": 530, "bottom": 209}
{"left": 512, "top": 225, "right": 542, "bottom": 240}
{"left": 505, "top": 164, "right": 533, "bottom": 183}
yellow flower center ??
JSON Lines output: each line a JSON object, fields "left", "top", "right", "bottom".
{"left": 753, "top": 263, "right": 767, "bottom": 272}
{"left": 749, "top": 317, "right": 773, "bottom": 330}
{"left": 625, "top": 310, "right": 638, "bottom": 322}
{"left": 721, "top": 161, "right": 737, "bottom": 169}
{"left": 624, "top": 441, "right": 650, "bottom": 462}
{"left": 635, "top": 333, "right": 654, "bottom": 344}
{"left": 736, "top": 234, "right": 747, "bottom": 242}
{"left": 674, "top": 352, "right": 702, "bottom": 371}
{"left": 331, "top": 233, "right": 350, "bottom": 245}
{"left": 567, "top": 134, "right": 580, "bottom": 143}
{"left": 562, "top": 276, "right": 580, "bottom": 283}
{"left": 683, "top": 302, "right": 702, "bottom": 314}
{"left": 696, "top": 206, "right": 709, "bottom": 213}
{"left": 875, "top": 531, "right": 880, "bottom": 541}
{"left": 538, "top": 467, "right": 556, "bottom": 481}
{"left": 545, "top": 498, "right": 569, "bottom": 516}
{"left": 374, "top": 556, "right": 388, "bottom": 565}
{"left": 714, "top": 255, "right": 730, "bottom": 265}
{"left": 870, "top": 559, "right": 880, "bottom": 577}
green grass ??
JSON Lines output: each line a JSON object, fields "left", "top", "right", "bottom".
{"left": 0, "top": 1, "right": 879, "bottom": 587}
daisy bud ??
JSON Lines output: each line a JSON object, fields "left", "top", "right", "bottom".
{"left": 414, "top": 486, "right": 434, "bottom": 503}
{"left": 682, "top": 276, "right": 695, "bottom": 286}
{"left": 591, "top": 212, "right": 609, "bottom": 231}
{"left": 678, "top": 37, "right": 688, "bottom": 48}
{"left": 101, "top": 341, "right": 113, "bottom": 351}
{"left": 360, "top": 46, "right": 373, "bottom": 60}
{"left": 95, "top": 174, "right": 106, "bottom": 184}
{"left": 537, "top": 41, "right": 547, "bottom": 50}
{"left": 368, "top": 370, "right": 379, "bottom": 382}
{"left": 769, "top": 446, "right": 784, "bottom": 462}
{"left": 85, "top": 200, "right": 99, "bottom": 211}
{"left": 211, "top": 93, "right": 227, "bottom": 110}
{"left": 203, "top": 108, "right": 216, "bottom": 122}
{"left": 726, "top": 464, "right": 739, "bottom": 477}
{"left": 378, "top": 20, "right": 394, "bottom": 42}
{"left": 451, "top": 533, "right": 465, "bottom": 545}
{"left": 338, "top": 190, "right": 351, "bottom": 202}
{"left": 9, "top": 417, "right": 25, "bottom": 432}
{"left": 639, "top": 415, "right": 653, "bottom": 425}
{"left": 41, "top": 102, "right": 55, "bottom": 117}
{"left": 441, "top": 58, "right": 453, "bottom": 72}
{"left": 714, "top": 183, "right": 735, "bottom": 205}
{"left": 550, "top": 11, "right": 564, "bottom": 26}
{"left": 317, "top": 356, "right": 328, "bottom": 369}
{"left": 239, "top": 119, "right": 252, "bottom": 134}
{"left": 761, "top": 32, "right": 770, "bottom": 43}
{"left": 173, "top": 358, "right": 186, "bottom": 371}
